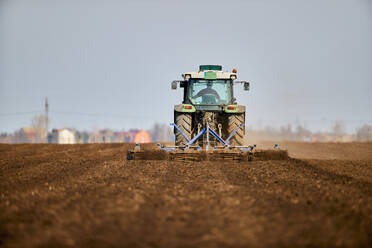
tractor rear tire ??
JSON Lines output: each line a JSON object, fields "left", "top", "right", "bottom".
{"left": 227, "top": 113, "right": 245, "bottom": 146}
{"left": 175, "top": 113, "right": 192, "bottom": 147}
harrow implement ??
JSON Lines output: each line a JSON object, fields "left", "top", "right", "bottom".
{"left": 127, "top": 122, "right": 288, "bottom": 162}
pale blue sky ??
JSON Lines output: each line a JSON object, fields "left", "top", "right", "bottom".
{"left": 1, "top": 0, "right": 371, "bottom": 133}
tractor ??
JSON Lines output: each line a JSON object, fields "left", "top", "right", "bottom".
{"left": 171, "top": 65, "right": 249, "bottom": 148}
{"left": 127, "top": 65, "right": 288, "bottom": 161}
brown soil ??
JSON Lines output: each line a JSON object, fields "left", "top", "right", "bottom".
{"left": 1, "top": 142, "right": 371, "bottom": 247}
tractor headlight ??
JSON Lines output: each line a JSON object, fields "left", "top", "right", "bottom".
{"left": 184, "top": 74, "right": 191, "bottom": 81}
{"left": 230, "top": 75, "right": 237, "bottom": 80}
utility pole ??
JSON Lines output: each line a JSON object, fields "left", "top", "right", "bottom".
{"left": 45, "top": 97, "right": 49, "bottom": 142}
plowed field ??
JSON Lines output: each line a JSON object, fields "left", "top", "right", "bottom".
{"left": 1, "top": 142, "right": 372, "bottom": 247}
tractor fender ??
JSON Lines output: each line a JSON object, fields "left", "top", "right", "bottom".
{"left": 224, "top": 105, "right": 246, "bottom": 113}
{"left": 174, "top": 104, "right": 196, "bottom": 113}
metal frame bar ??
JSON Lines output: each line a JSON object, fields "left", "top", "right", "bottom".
{"left": 186, "top": 128, "right": 206, "bottom": 148}
{"left": 208, "top": 127, "right": 227, "bottom": 146}
{"left": 225, "top": 123, "right": 245, "bottom": 145}
{"left": 154, "top": 122, "right": 254, "bottom": 153}
{"left": 170, "top": 123, "right": 190, "bottom": 144}
{"left": 169, "top": 122, "right": 245, "bottom": 149}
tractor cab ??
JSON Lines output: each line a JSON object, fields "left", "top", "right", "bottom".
{"left": 172, "top": 65, "right": 249, "bottom": 111}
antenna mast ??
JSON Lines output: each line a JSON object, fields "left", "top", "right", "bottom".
{"left": 45, "top": 97, "right": 49, "bottom": 136}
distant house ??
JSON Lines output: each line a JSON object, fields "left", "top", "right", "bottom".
{"left": 0, "top": 134, "right": 14, "bottom": 144}
{"left": 16, "top": 127, "right": 46, "bottom": 143}
{"left": 88, "top": 129, "right": 118, "bottom": 143}
{"left": 99, "top": 129, "right": 114, "bottom": 143}
{"left": 134, "top": 130, "right": 151, "bottom": 143}
{"left": 113, "top": 131, "right": 126, "bottom": 143}
{"left": 88, "top": 131, "right": 100, "bottom": 143}
{"left": 124, "top": 130, "right": 138, "bottom": 142}
{"left": 52, "top": 128, "right": 76, "bottom": 144}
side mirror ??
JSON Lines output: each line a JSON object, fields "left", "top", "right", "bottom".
{"left": 171, "top": 81, "right": 177, "bottom": 90}
{"left": 244, "top": 82, "right": 250, "bottom": 91}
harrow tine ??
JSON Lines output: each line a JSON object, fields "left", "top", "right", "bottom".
{"left": 127, "top": 145, "right": 288, "bottom": 162}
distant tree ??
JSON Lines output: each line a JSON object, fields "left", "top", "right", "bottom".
{"left": 30, "top": 114, "right": 49, "bottom": 143}
{"left": 81, "top": 131, "right": 90, "bottom": 143}
{"left": 295, "top": 124, "right": 312, "bottom": 141}
{"left": 356, "top": 124, "right": 372, "bottom": 141}
{"left": 75, "top": 131, "right": 82, "bottom": 143}
{"left": 332, "top": 120, "right": 345, "bottom": 137}
{"left": 31, "top": 114, "right": 48, "bottom": 130}
{"left": 149, "top": 123, "right": 172, "bottom": 142}
{"left": 280, "top": 124, "right": 293, "bottom": 140}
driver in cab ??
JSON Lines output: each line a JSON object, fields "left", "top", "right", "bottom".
{"left": 192, "top": 82, "right": 220, "bottom": 100}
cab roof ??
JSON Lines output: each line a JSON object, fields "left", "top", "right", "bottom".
{"left": 182, "top": 65, "right": 237, "bottom": 80}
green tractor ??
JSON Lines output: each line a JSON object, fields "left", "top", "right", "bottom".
{"left": 171, "top": 65, "right": 250, "bottom": 148}
{"left": 127, "top": 65, "right": 288, "bottom": 161}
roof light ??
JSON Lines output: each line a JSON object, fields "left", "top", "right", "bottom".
{"left": 232, "top": 68, "right": 237, "bottom": 73}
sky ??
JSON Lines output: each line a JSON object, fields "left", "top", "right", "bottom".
{"left": 0, "top": 0, "right": 371, "bottom": 133}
